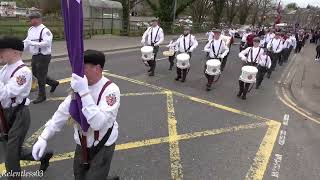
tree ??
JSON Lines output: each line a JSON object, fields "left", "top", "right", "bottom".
{"left": 190, "top": 0, "right": 213, "bottom": 24}
{"left": 250, "top": 0, "right": 263, "bottom": 25}
{"left": 144, "top": 0, "right": 197, "bottom": 31}
{"left": 211, "top": 0, "right": 226, "bottom": 26}
{"left": 285, "top": 2, "right": 298, "bottom": 10}
{"left": 238, "top": 0, "right": 254, "bottom": 25}
{"left": 225, "top": 0, "right": 238, "bottom": 25}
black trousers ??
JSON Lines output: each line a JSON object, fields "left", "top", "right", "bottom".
{"left": 3, "top": 106, "right": 37, "bottom": 180}
{"left": 220, "top": 52, "right": 229, "bottom": 71}
{"left": 238, "top": 80, "right": 251, "bottom": 98}
{"left": 256, "top": 66, "right": 268, "bottom": 88}
{"left": 168, "top": 53, "right": 176, "bottom": 69}
{"left": 204, "top": 65, "right": 216, "bottom": 87}
{"left": 147, "top": 46, "right": 159, "bottom": 74}
{"left": 31, "top": 54, "right": 58, "bottom": 98}
{"left": 316, "top": 50, "right": 320, "bottom": 59}
{"left": 295, "top": 41, "right": 302, "bottom": 53}
{"left": 267, "top": 52, "right": 280, "bottom": 77}
{"left": 239, "top": 41, "right": 246, "bottom": 52}
{"left": 74, "top": 143, "right": 116, "bottom": 180}
{"left": 176, "top": 68, "right": 189, "bottom": 81}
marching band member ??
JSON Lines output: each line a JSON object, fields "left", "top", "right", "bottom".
{"left": 265, "top": 29, "right": 275, "bottom": 47}
{"left": 266, "top": 32, "right": 283, "bottom": 78}
{"left": 237, "top": 37, "right": 264, "bottom": 99}
{"left": 281, "top": 32, "right": 292, "bottom": 64}
{"left": 240, "top": 28, "right": 250, "bottom": 52}
{"left": 166, "top": 37, "right": 178, "bottom": 70}
{"left": 246, "top": 29, "right": 257, "bottom": 48}
{"left": 141, "top": 18, "right": 164, "bottom": 76}
{"left": 220, "top": 29, "right": 232, "bottom": 71}
{"left": 0, "top": 37, "right": 53, "bottom": 180}
{"left": 204, "top": 29, "right": 229, "bottom": 91}
{"left": 289, "top": 31, "right": 297, "bottom": 55}
{"left": 256, "top": 49, "right": 272, "bottom": 89}
{"left": 32, "top": 50, "right": 120, "bottom": 180}
{"left": 174, "top": 26, "right": 198, "bottom": 82}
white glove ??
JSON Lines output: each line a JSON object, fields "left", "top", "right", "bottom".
{"left": 32, "top": 136, "right": 47, "bottom": 160}
{"left": 241, "top": 57, "right": 247, "bottom": 61}
{"left": 70, "top": 73, "right": 89, "bottom": 96}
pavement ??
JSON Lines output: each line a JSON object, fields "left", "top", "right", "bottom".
{"left": 289, "top": 44, "right": 320, "bottom": 116}
{"left": 0, "top": 39, "right": 320, "bottom": 180}
{"left": 21, "top": 33, "right": 208, "bottom": 61}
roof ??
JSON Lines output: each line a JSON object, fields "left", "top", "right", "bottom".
{"left": 89, "top": 0, "right": 123, "bottom": 9}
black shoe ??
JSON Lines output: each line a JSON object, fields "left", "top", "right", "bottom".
{"left": 175, "top": 77, "right": 180, "bottom": 81}
{"left": 50, "top": 82, "right": 59, "bottom": 93}
{"left": 107, "top": 176, "right": 120, "bottom": 180}
{"left": 237, "top": 93, "right": 241, "bottom": 97}
{"left": 267, "top": 75, "right": 271, "bottom": 79}
{"left": 148, "top": 69, "right": 152, "bottom": 72}
{"left": 148, "top": 72, "right": 154, "bottom": 76}
{"left": 40, "top": 151, "right": 53, "bottom": 172}
{"left": 181, "top": 79, "right": 185, "bottom": 83}
{"left": 255, "top": 86, "right": 260, "bottom": 89}
{"left": 206, "top": 86, "right": 211, "bottom": 91}
{"left": 241, "top": 95, "right": 246, "bottom": 100}
{"left": 33, "top": 97, "right": 46, "bottom": 104}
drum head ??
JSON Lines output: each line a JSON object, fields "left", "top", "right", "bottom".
{"left": 141, "top": 46, "right": 154, "bottom": 53}
{"left": 206, "top": 59, "right": 221, "bottom": 66}
{"left": 177, "top": 53, "right": 190, "bottom": 61}
{"left": 242, "top": 65, "right": 258, "bottom": 73}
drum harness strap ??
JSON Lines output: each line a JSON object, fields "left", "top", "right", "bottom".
{"left": 211, "top": 40, "right": 222, "bottom": 59}
{"left": 77, "top": 80, "right": 114, "bottom": 170}
{"left": 0, "top": 64, "right": 27, "bottom": 141}
{"left": 183, "top": 34, "right": 192, "bottom": 53}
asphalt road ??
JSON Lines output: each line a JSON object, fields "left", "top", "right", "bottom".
{"left": 0, "top": 41, "right": 320, "bottom": 180}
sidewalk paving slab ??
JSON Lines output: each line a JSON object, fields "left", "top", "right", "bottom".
{"left": 291, "top": 43, "right": 320, "bottom": 115}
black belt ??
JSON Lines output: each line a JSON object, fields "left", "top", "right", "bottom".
{"left": 33, "top": 54, "right": 51, "bottom": 56}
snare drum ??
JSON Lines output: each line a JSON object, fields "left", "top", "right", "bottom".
{"left": 163, "top": 50, "right": 175, "bottom": 57}
{"left": 205, "top": 59, "right": 221, "bottom": 76}
{"left": 239, "top": 65, "right": 258, "bottom": 83}
{"left": 141, "top": 46, "right": 154, "bottom": 61}
{"left": 176, "top": 53, "right": 190, "bottom": 69}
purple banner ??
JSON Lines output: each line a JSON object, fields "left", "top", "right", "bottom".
{"left": 61, "top": 0, "right": 90, "bottom": 132}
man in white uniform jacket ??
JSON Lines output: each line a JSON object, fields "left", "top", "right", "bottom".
{"left": 141, "top": 19, "right": 164, "bottom": 76}
{"left": 32, "top": 50, "right": 120, "bottom": 180}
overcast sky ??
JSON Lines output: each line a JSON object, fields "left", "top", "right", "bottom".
{"left": 282, "top": 0, "right": 320, "bottom": 8}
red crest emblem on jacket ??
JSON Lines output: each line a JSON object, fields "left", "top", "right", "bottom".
{"left": 16, "top": 75, "right": 26, "bottom": 86}
{"left": 106, "top": 94, "right": 117, "bottom": 106}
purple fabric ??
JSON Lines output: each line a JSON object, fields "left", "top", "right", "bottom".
{"left": 61, "top": 0, "right": 90, "bottom": 132}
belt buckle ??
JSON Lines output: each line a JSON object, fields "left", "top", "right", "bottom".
{"left": 82, "top": 162, "right": 90, "bottom": 170}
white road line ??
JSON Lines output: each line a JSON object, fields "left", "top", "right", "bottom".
{"left": 271, "top": 154, "right": 283, "bottom": 178}
{"left": 283, "top": 114, "right": 290, "bottom": 126}
{"left": 278, "top": 130, "right": 286, "bottom": 146}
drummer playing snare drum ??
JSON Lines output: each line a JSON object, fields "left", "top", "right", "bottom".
{"left": 203, "top": 28, "right": 229, "bottom": 91}
{"left": 174, "top": 26, "right": 198, "bottom": 82}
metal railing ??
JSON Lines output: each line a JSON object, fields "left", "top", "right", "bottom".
{"left": 0, "top": 16, "right": 213, "bottom": 39}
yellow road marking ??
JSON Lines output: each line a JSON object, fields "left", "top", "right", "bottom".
{"left": 282, "top": 87, "right": 312, "bottom": 116}
{"left": 103, "top": 72, "right": 277, "bottom": 123}
{"left": 275, "top": 87, "right": 320, "bottom": 125}
{"left": 166, "top": 91, "right": 183, "bottom": 179}
{"left": 178, "top": 122, "right": 267, "bottom": 141}
{"left": 24, "top": 125, "right": 46, "bottom": 148}
{"left": 0, "top": 122, "right": 268, "bottom": 172}
{"left": 245, "top": 121, "right": 281, "bottom": 180}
